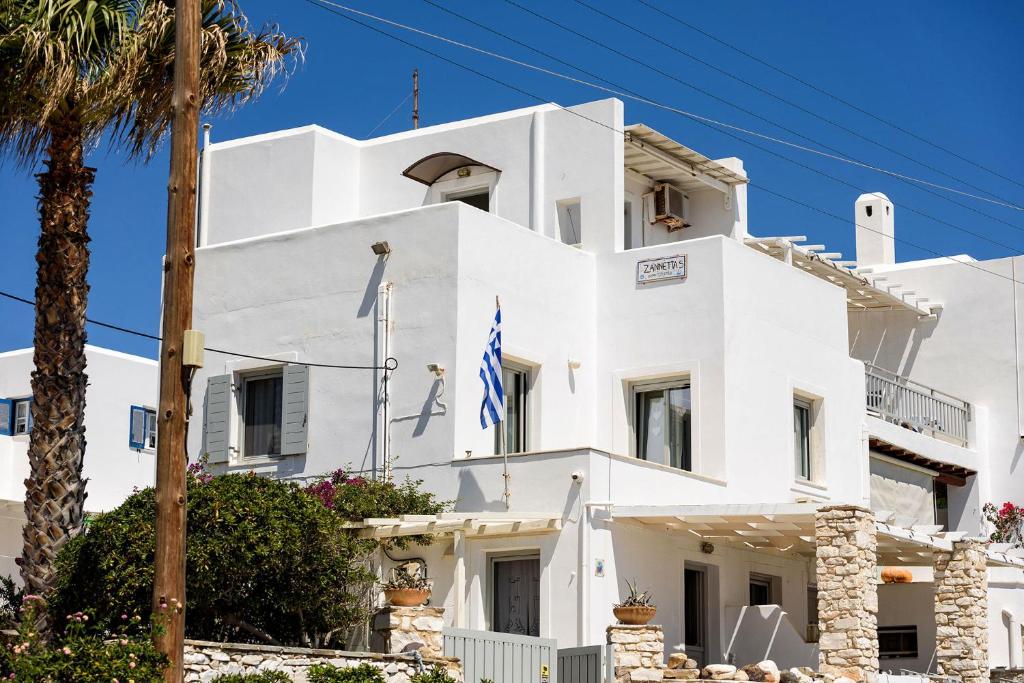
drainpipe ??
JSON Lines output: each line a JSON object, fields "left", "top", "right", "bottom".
{"left": 530, "top": 110, "right": 546, "bottom": 235}
{"left": 377, "top": 282, "right": 393, "bottom": 480}
{"left": 197, "top": 123, "right": 212, "bottom": 247}
{"left": 579, "top": 501, "right": 614, "bottom": 646}
{"left": 1005, "top": 608, "right": 1023, "bottom": 669}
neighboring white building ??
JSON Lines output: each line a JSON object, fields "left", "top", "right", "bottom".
{"left": 187, "top": 99, "right": 1024, "bottom": 672}
{"left": 0, "top": 345, "right": 159, "bottom": 581}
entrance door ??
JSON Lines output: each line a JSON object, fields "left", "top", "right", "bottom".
{"left": 492, "top": 555, "right": 540, "bottom": 636}
{"left": 684, "top": 566, "right": 708, "bottom": 668}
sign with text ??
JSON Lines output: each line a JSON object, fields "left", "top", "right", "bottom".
{"left": 636, "top": 254, "right": 687, "bottom": 284}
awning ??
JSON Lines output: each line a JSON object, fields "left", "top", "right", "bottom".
{"left": 609, "top": 503, "right": 1024, "bottom": 569}
{"left": 624, "top": 124, "right": 748, "bottom": 195}
{"left": 745, "top": 235, "right": 937, "bottom": 317}
{"left": 401, "top": 152, "right": 500, "bottom": 186}
{"left": 344, "top": 512, "right": 562, "bottom": 539}
{"left": 870, "top": 436, "right": 974, "bottom": 486}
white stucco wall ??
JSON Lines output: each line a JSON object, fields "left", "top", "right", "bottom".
{"left": 0, "top": 345, "right": 158, "bottom": 582}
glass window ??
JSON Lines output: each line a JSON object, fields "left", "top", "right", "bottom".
{"left": 243, "top": 373, "right": 283, "bottom": 458}
{"left": 879, "top": 626, "right": 918, "bottom": 659}
{"left": 634, "top": 382, "right": 691, "bottom": 470}
{"left": 794, "top": 398, "right": 811, "bottom": 480}
{"left": 446, "top": 188, "right": 489, "bottom": 212}
{"left": 749, "top": 574, "right": 775, "bottom": 606}
{"left": 495, "top": 366, "right": 528, "bottom": 455}
{"left": 145, "top": 409, "right": 158, "bottom": 450}
{"left": 491, "top": 554, "right": 540, "bottom": 637}
{"left": 13, "top": 399, "right": 31, "bottom": 436}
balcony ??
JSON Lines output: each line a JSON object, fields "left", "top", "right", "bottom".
{"left": 865, "top": 363, "right": 971, "bottom": 447}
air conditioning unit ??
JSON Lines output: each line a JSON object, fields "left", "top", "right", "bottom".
{"left": 645, "top": 183, "right": 691, "bottom": 231}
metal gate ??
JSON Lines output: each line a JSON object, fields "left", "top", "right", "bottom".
{"left": 557, "top": 645, "right": 605, "bottom": 683}
{"left": 443, "top": 627, "right": 557, "bottom": 683}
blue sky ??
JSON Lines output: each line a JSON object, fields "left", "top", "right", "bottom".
{"left": 1, "top": 0, "right": 1021, "bottom": 358}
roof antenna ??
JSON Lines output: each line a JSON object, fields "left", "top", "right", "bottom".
{"left": 412, "top": 69, "right": 419, "bottom": 130}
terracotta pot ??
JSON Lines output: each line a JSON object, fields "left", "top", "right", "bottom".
{"left": 613, "top": 605, "right": 657, "bottom": 625}
{"left": 384, "top": 587, "right": 431, "bottom": 606}
{"left": 881, "top": 567, "right": 913, "bottom": 584}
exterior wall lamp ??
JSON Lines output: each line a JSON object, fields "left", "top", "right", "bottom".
{"left": 371, "top": 240, "right": 391, "bottom": 256}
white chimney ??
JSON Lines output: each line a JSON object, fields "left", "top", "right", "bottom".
{"left": 855, "top": 192, "right": 895, "bottom": 267}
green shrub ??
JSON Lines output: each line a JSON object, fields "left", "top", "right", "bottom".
{"left": 410, "top": 665, "right": 458, "bottom": 683}
{"left": 51, "top": 471, "right": 377, "bottom": 647}
{"left": 309, "top": 661, "right": 387, "bottom": 683}
{"left": 213, "top": 671, "right": 293, "bottom": 682}
{"left": 0, "top": 574, "right": 23, "bottom": 630}
{"left": 0, "top": 598, "right": 167, "bottom": 682}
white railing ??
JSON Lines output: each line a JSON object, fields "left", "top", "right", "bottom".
{"left": 865, "top": 363, "right": 971, "bottom": 447}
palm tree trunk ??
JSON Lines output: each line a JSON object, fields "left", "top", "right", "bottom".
{"left": 21, "top": 116, "right": 94, "bottom": 629}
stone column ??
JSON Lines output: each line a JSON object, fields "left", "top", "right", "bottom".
{"left": 934, "top": 539, "right": 989, "bottom": 683}
{"left": 607, "top": 624, "right": 665, "bottom": 683}
{"left": 815, "top": 505, "right": 879, "bottom": 682}
{"left": 373, "top": 606, "right": 446, "bottom": 657}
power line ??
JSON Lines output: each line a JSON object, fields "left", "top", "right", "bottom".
{"left": 367, "top": 90, "right": 413, "bottom": 137}
{"left": 633, "top": 0, "right": 1024, "bottom": 194}
{"left": 300, "top": 0, "right": 1024, "bottom": 290}
{"left": 0, "top": 289, "right": 396, "bottom": 371}
{"left": 480, "top": 0, "right": 1024, "bottom": 247}
{"left": 310, "top": 0, "right": 1024, "bottom": 213}
{"left": 569, "top": 0, "right": 1022, "bottom": 207}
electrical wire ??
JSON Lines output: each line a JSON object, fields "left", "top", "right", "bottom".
{"left": 366, "top": 90, "right": 413, "bottom": 138}
{"left": 0, "top": 289, "right": 397, "bottom": 371}
{"left": 500, "top": 0, "right": 1024, "bottom": 237}
{"left": 299, "top": 0, "right": 1024, "bottom": 290}
{"left": 569, "top": 0, "right": 1021, "bottom": 207}
{"left": 633, "top": 0, "right": 1024, "bottom": 194}
{"left": 307, "top": 0, "right": 1024, "bottom": 213}
{"left": 416, "top": 0, "right": 1024, "bottom": 253}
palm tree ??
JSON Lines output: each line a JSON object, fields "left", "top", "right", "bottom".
{"left": 0, "top": 0, "right": 300, "bottom": 615}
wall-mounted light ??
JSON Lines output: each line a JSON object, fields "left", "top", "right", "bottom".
{"left": 426, "top": 363, "right": 445, "bottom": 378}
{"left": 371, "top": 240, "right": 391, "bottom": 256}
{"left": 567, "top": 357, "right": 582, "bottom": 370}
{"left": 700, "top": 542, "right": 715, "bottom": 555}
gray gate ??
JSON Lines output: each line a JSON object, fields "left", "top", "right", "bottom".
{"left": 443, "top": 627, "right": 557, "bottom": 683}
{"left": 557, "top": 645, "right": 605, "bottom": 683}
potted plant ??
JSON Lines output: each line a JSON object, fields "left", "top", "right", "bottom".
{"left": 613, "top": 579, "right": 657, "bottom": 625}
{"left": 382, "top": 564, "right": 432, "bottom": 607}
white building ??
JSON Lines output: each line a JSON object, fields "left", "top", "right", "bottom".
{"left": 187, "top": 99, "right": 1024, "bottom": 674}
{"left": 0, "top": 345, "right": 159, "bottom": 581}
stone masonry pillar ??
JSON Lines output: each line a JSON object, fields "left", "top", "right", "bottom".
{"left": 815, "top": 505, "right": 879, "bottom": 682}
{"left": 607, "top": 624, "right": 665, "bottom": 683}
{"left": 372, "top": 605, "right": 445, "bottom": 657}
{"left": 934, "top": 539, "right": 989, "bottom": 683}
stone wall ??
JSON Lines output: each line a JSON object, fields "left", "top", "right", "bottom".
{"left": 934, "top": 539, "right": 989, "bottom": 683}
{"left": 608, "top": 624, "right": 665, "bottom": 683}
{"left": 815, "top": 505, "right": 878, "bottom": 682}
{"left": 373, "top": 606, "right": 446, "bottom": 657}
{"left": 183, "top": 640, "right": 461, "bottom": 683}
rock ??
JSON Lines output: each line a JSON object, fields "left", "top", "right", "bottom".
{"left": 733, "top": 671, "right": 749, "bottom": 681}
{"left": 780, "top": 672, "right": 802, "bottom": 683}
{"left": 667, "top": 653, "right": 688, "bottom": 669}
{"left": 833, "top": 677, "right": 857, "bottom": 683}
{"left": 740, "top": 665, "right": 766, "bottom": 682}
{"left": 684, "top": 659, "right": 699, "bottom": 670}
{"left": 704, "top": 665, "right": 737, "bottom": 677}
{"left": 664, "top": 670, "right": 699, "bottom": 680}
{"left": 629, "top": 667, "right": 664, "bottom": 681}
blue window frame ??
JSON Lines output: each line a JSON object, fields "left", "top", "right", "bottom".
{"left": 129, "top": 405, "right": 157, "bottom": 450}
{"left": 0, "top": 398, "right": 12, "bottom": 436}
{"left": 12, "top": 398, "right": 32, "bottom": 436}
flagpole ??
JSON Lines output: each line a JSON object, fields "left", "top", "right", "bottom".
{"left": 497, "top": 295, "right": 510, "bottom": 510}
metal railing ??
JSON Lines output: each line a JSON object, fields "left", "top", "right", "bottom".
{"left": 864, "top": 363, "right": 971, "bottom": 447}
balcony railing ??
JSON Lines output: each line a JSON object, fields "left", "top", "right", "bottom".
{"left": 864, "top": 363, "right": 971, "bottom": 447}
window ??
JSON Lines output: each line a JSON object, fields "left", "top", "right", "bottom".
{"left": 13, "top": 398, "right": 31, "bottom": 436}
{"left": 242, "top": 371, "right": 284, "bottom": 458}
{"left": 445, "top": 187, "right": 489, "bottom": 212}
{"left": 634, "top": 381, "right": 691, "bottom": 470}
{"left": 879, "top": 626, "right": 918, "bottom": 659}
{"left": 490, "top": 553, "right": 540, "bottom": 636}
{"left": 129, "top": 405, "right": 157, "bottom": 450}
{"left": 749, "top": 573, "right": 776, "bottom": 606}
{"left": 495, "top": 365, "right": 529, "bottom": 455}
{"left": 934, "top": 480, "right": 949, "bottom": 531}
{"left": 794, "top": 397, "right": 812, "bottom": 480}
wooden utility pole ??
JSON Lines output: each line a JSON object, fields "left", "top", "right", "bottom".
{"left": 153, "top": 0, "right": 200, "bottom": 678}
{"left": 412, "top": 69, "right": 419, "bottom": 129}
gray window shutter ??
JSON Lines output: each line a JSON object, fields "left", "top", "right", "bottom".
{"left": 203, "top": 374, "right": 232, "bottom": 463}
{"left": 281, "top": 365, "right": 309, "bottom": 456}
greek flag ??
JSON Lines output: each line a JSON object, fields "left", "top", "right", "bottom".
{"left": 479, "top": 307, "right": 504, "bottom": 429}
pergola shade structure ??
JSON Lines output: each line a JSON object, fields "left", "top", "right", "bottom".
{"left": 401, "top": 152, "right": 500, "bottom": 186}
{"left": 624, "top": 124, "right": 748, "bottom": 195}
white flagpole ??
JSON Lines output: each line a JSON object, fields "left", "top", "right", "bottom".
{"left": 497, "top": 295, "right": 511, "bottom": 510}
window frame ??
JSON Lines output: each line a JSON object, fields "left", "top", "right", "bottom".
{"left": 748, "top": 572, "right": 777, "bottom": 606}
{"left": 878, "top": 625, "right": 919, "bottom": 660}
{"left": 239, "top": 368, "right": 285, "bottom": 460}
{"left": 794, "top": 397, "right": 812, "bottom": 480}
{"left": 631, "top": 378, "right": 693, "bottom": 471}
{"left": 792, "top": 389, "right": 825, "bottom": 485}
{"left": 431, "top": 166, "right": 498, "bottom": 213}
{"left": 12, "top": 398, "right": 31, "bottom": 436}
{"left": 486, "top": 550, "right": 541, "bottom": 636}
{"left": 494, "top": 362, "right": 530, "bottom": 455}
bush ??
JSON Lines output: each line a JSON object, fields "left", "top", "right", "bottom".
{"left": 0, "top": 598, "right": 167, "bottom": 682}
{"left": 51, "top": 471, "right": 377, "bottom": 647}
{"left": 410, "top": 665, "right": 458, "bottom": 683}
{"left": 309, "top": 662, "right": 387, "bottom": 683}
{"left": 213, "top": 672, "right": 293, "bottom": 682}
{"left": 0, "top": 575, "right": 23, "bottom": 630}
